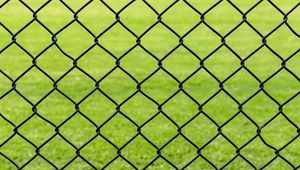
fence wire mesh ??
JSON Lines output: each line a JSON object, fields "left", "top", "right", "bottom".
{"left": 0, "top": 0, "right": 300, "bottom": 169}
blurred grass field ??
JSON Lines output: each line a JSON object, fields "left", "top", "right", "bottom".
{"left": 0, "top": 0, "right": 300, "bottom": 169}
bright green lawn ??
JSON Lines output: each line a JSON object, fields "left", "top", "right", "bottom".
{"left": 0, "top": 0, "right": 300, "bottom": 169}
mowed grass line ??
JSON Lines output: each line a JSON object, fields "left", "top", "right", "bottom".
{"left": 0, "top": 0, "right": 300, "bottom": 169}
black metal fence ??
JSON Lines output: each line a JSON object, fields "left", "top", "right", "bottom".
{"left": 0, "top": 0, "right": 299, "bottom": 169}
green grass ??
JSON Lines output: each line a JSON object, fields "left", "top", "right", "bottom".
{"left": 0, "top": 0, "right": 300, "bottom": 169}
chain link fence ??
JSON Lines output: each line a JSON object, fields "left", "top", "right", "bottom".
{"left": 0, "top": 0, "right": 300, "bottom": 169}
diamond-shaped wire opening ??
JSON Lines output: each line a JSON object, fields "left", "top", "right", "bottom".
{"left": 58, "top": 113, "right": 96, "bottom": 147}
{"left": 261, "top": 114, "right": 298, "bottom": 149}
{"left": 18, "top": 115, "right": 55, "bottom": 146}
{"left": 242, "top": 92, "right": 278, "bottom": 126}
{"left": 261, "top": 157, "right": 292, "bottom": 170}
{"left": 224, "top": 68, "right": 259, "bottom": 102}
{"left": 280, "top": 137, "right": 300, "bottom": 166}
{"left": 267, "top": 0, "right": 299, "bottom": 13}
{"left": 201, "top": 135, "right": 236, "bottom": 168}
{"left": 0, "top": 44, "right": 32, "bottom": 79}
{"left": 40, "top": 136, "right": 75, "bottom": 168}
{"left": 264, "top": 69, "right": 300, "bottom": 103}
{"left": 37, "top": 91, "right": 75, "bottom": 125}
{"left": 78, "top": 0, "right": 115, "bottom": 34}
{"left": 100, "top": 113, "right": 137, "bottom": 147}
{"left": 102, "top": 0, "right": 132, "bottom": 12}
{"left": 227, "top": 0, "right": 260, "bottom": 12}
{"left": 226, "top": 23, "right": 262, "bottom": 57}
{"left": 57, "top": 157, "right": 94, "bottom": 170}
{"left": 267, "top": 24, "right": 300, "bottom": 57}
{"left": 121, "top": 93, "right": 157, "bottom": 125}
{"left": 0, "top": 135, "right": 36, "bottom": 167}
{"left": 17, "top": 21, "right": 52, "bottom": 56}
{"left": 203, "top": 91, "right": 238, "bottom": 125}
{"left": 122, "top": 136, "right": 157, "bottom": 169}
{"left": 162, "top": 0, "right": 200, "bottom": 35}
{"left": 99, "top": 23, "right": 136, "bottom": 57}
{"left": 184, "top": 23, "right": 221, "bottom": 58}
{"left": 204, "top": 0, "right": 241, "bottom": 35}
{"left": 163, "top": 46, "right": 200, "bottom": 81}
{"left": 120, "top": 46, "right": 157, "bottom": 81}
{"left": 141, "top": 114, "right": 177, "bottom": 147}
{"left": 22, "top": 156, "right": 56, "bottom": 170}
{"left": 246, "top": 0, "right": 283, "bottom": 35}
{"left": 20, "top": 0, "right": 47, "bottom": 10}
{"left": 245, "top": 46, "right": 282, "bottom": 80}
{"left": 37, "top": 46, "right": 73, "bottom": 80}
{"left": 0, "top": 73, "right": 11, "bottom": 97}
{"left": 61, "top": 0, "right": 90, "bottom": 11}
{"left": 161, "top": 136, "right": 197, "bottom": 168}
{"left": 204, "top": 46, "right": 240, "bottom": 80}
{"left": 162, "top": 92, "right": 198, "bottom": 125}
{"left": 185, "top": 0, "right": 220, "bottom": 13}
{"left": 77, "top": 46, "right": 115, "bottom": 80}
{"left": 37, "top": 1, "right": 73, "bottom": 32}
{"left": 0, "top": 115, "right": 14, "bottom": 144}
{"left": 0, "top": 0, "right": 32, "bottom": 32}
{"left": 0, "top": 91, "right": 32, "bottom": 124}
{"left": 16, "top": 67, "right": 53, "bottom": 103}
{"left": 80, "top": 136, "right": 116, "bottom": 169}
{"left": 104, "top": 157, "right": 134, "bottom": 169}
{"left": 286, "top": 4, "right": 300, "bottom": 34}
{"left": 79, "top": 90, "right": 116, "bottom": 124}
{"left": 182, "top": 113, "right": 217, "bottom": 147}
{"left": 58, "top": 68, "right": 95, "bottom": 102}
{"left": 144, "top": 157, "right": 174, "bottom": 169}
{"left": 0, "top": 155, "right": 18, "bottom": 170}
{"left": 222, "top": 113, "right": 257, "bottom": 146}
{"left": 142, "top": 69, "right": 178, "bottom": 103}
{"left": 222, "top": 157, "right": 254, "bottom": 170}
{"left": 241, "top": 137, "right": 276, "bottom": 168}
{"left": 56, "top": 22, "right": 94, "bottom": 57}
{"left": 145, "top": 0, "right": 175, "bottom": 13}
{"left": 121, "top": 0, "right": 156, "bottom": 35}
{"left": 286, "top": 52, "right": 300, "bottom": 78}
{"left": 99, "top": 68, "right": 136, "bottom": 103}
{"left": 183, "top": 156, "right": 215, "bottom": 170}
{"left": 282, "top": 95, "right": 300, "bottom": 126}
{"left": 0, "top": 25, "right": 11, "bottom": 50}
{"left": 184, "top": 69, "right": 219, "bottom": 103}
{"left": 141, "top": 23, "right": 178, "bottom": 58}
